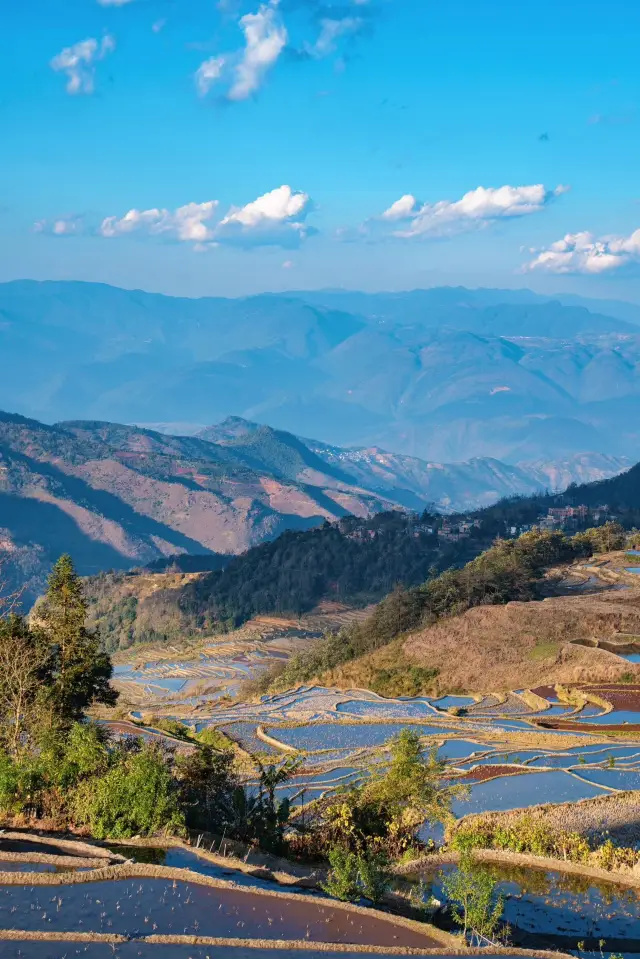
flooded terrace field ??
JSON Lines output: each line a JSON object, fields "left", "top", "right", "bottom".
{"left": 409, "top": 860, "right": 640, "bottom": 954}
{"left": 0, "top": 869, "right": 449, "bottom": 950}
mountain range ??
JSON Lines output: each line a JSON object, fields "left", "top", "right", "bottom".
{"left": 0, "top": 410, "right": 629, "bottom": 605}
{"left": 3, "top": 280, "right": 640, "bottom": 463}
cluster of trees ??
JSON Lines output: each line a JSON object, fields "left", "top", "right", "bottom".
{"left": 86, "top": 510, "right": 474, "bottom": 652}
{"left": 262, "top": 525, "right": 625, "bottom": 693}
{"left": 0, "top": 555, "right": 295, "bottom": 850}
{"left": 86, "top": 462, "right": 640, "bottom": 656}
{"left": 0, "top": 555, "right": 116, "bottom": 751}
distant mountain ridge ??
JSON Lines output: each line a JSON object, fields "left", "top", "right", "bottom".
{"left": 0, "top": 412, "right": 401, "bottom": 604}
{"left": 0, "top": 409, "right": 629, "bottom": 606}
{"left": 202, "top": 416, "right": 631, "bottom": 512}
{"left": 3, "top": 280, "right": 640, "bottom": 462}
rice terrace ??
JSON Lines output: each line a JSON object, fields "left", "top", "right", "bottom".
{"left": 1, "top": 520, "right": 640, "bottom": 958}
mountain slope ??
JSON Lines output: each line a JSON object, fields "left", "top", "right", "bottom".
{"left": 81, "top": 457, "right": 640, "bottom": 655}
{"left": 0, "top": 406, "right": 632, "bottom": 608}
{"left": 3, "top": 280, "right": 640, "bottom": 461}
{"left": 0, "top": 412, "right": 405, "bottom": 605}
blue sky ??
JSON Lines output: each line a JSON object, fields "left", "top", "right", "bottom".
{"left": 2, "top": 0, "right": 640, "bottom": 298}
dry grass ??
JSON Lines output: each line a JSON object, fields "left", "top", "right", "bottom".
{"left": 399, "top": 589, "right": 640, "bottom": 693}
{"left": 444, "top": 790, "right": 640, "bottom": 857}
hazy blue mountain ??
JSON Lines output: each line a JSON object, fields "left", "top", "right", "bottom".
{"left": 2, "top": 279, "right": 640, "bottom": 462}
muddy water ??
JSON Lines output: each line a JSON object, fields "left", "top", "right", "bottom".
{"left": 0, "top": 876, "right": 442, "bottom": 947}
{"left": 0, "top": 946, "right": 545, "bottom": 959}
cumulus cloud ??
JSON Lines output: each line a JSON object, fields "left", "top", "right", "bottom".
{"left": 230, "top": 1, "right": 287, "bottom": 100}
{"left": 93, "top": 186, "right": 313, "bottom": 249}
{"left": 373, "top": 183, "right": 567, "bottom": 239}
{"left": 194, "top": 1, "right": 286, "bottom": 101}
{"left": 50, "top": 36, "right": 115, "bottom": 95}
{"left": 195, "top": 56, "right": 226, "bottom": 96}
{"left": 99, "top": 201, "right": 219, "bottom": 242}
{"left": 220, "top": 184, "right": 308, "bottom": 227}
{"left": 306, "top": 16, "right": 363, "bottom": 57}
{"left": 523, "top": 229, "right": 640, "bottom": 274}
{"left": 381, "top": 194, "right": 420, "bottom": 221}
{"left": 218, "top": 185, "right": 313, "bottom": 246}
{"left": 34, "top": 214, "right": 85, "bottom": 237}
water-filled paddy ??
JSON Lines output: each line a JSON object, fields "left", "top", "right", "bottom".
{"left": 451, "top": 769, "right": 609, "bottom": 816}
{"left": 577, "top": 710, "right": 640, "bottom": 725}
{"left": 431, "top": 696, "right": 475, "bottom": 710}
{"left": 0, "top": 861, "right": 82, "bottom": 873}
{"left": 212, "top": 721, "right": 280, "bottom": 754}
{"left": 575, "top": 767, "right": 640, "bottom": 790}
{"left": 0, "top": 876, "right": 442, "bottom": 947}
{"left": 418, "top": 862, "right": 640, "bottom": 950}
{"left": 268, "top": 722, "right": 456, "bottom": 751}
{"left": 336, "top": 699, "right": 436, "bottom": 718}
{"left": 531, "top": 705, "right": 575, "bottom": 717}
{"left": 437, "top": 739, "right": 488, "bottom": 761}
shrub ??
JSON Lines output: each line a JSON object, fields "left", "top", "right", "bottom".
{"left": 357, "top": 850, "right": 391, "bottom": 904}
{"left": 73, "top": 743, "right": 185, "bottom": 839}
{"left": 441, "top": 852, "right": 504, "bottom": 945}
{"left": 321, "top": 847, "right": 391, "bottom": 904}
{"left": 321, "top": 847, "right": 361, "bottom": 901}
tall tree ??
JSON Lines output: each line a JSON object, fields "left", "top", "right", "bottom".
{"left": 0, "top": 615, "right": 52, "bottom": 753}
{"left": 37, "top": 554, "right": 118, "bottom": 721}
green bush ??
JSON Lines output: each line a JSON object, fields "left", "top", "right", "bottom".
{"left": 73, "top": 743, "right": 185, "bottom": 839}
{"left": 321, "top": 847, "right": 390, "bottom": 904}
{"left": 441, "top": 852, "right": 504, "bottom": 945}
{"left": 321, "top": 847, "right": 361, "bottom": 901}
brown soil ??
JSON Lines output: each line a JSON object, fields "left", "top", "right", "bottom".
{"left": 575, "top": 685, "right": 640, "bottom": 709}
{"left": 454, "top": 765, "right": 529, "bottom": 784}
{"left": 537, "top": 719, "right": 640, "bottom": 733}
{"left": 531, "top": 686, "right": 558, "bottom": 701}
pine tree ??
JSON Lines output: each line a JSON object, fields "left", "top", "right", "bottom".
{"left": 38, "top": 554, "right": 118, "bottom": 721}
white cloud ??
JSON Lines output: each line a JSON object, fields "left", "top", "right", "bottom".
{"left": 195, "top": 56, "right": 226, "bottom": 96}
{"left": 218, "top": 185, "right": 313, "bottom": 247}
{"left": 374, "top": 183, "right": 566, "bottom": 239}
{"left": 99, "top": 201, "right": 219, "bottom": 242}
{"left": 94, "top": 186, "right": 313, "bottom": 250}
{"left": 307, "top": 17, "right": 363, "bottom": 58}
{"left": 523, "top": 229, "right": 640, "bottom": 274}
{"left": 50, "top": 36, "right": 115, "bottom": 95}
{"left": 282, "top": 259, "right": 294, "bottom": 268}
{"left": 34, "top": 214, "right": 85, "bottom": 237}
{"left": 381, "top": 194, "right": 420, "bottom": 221}
{"left": 97, "top": 0, "right": 133, "bottom": 5}
{"left": 220, "top": 184, "right": 308, "bottom": 227}
{"left": 229, "top": 1, "right": 287, "bottom": 100}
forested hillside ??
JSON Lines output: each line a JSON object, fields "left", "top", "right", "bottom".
{"left": 86, "top": 510, "right": 472, "bottom": 651}
{"left": 85, "top": 460, "right": 640, "bottom": 654}
{"left": 258, "top": 523, "right": 628, "bottom": 696}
